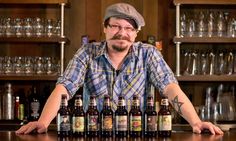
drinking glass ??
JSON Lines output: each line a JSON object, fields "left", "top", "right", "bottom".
{"left": 45, "top": 19, "right": 54, "bottom": 37}
{"left": 33, "top": 17, "right": 44, "bottom": 37}
{"left": 14, "top": 18, "right": 23, "bottom": 37}
{"left": 24, "top": 56, "right": 34, "bottom": 74}
{"left": 23, "top": 18, "right": 33, "bottom": 37}
{"left": 13, "top": 56, "right": 24, "bottom": 74}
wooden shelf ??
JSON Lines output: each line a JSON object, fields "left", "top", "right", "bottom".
{"left": 0, "top": 0, "right": 68, "bottom": 4}
{"left": 174, "top": 0, "right": 236, "bottom": 5}
{"left": 0, "top": 36, "right": 68, "bottom": 43}
{"left": 176, "top": 75, "right": 236, "bottom": 82}
{"left": 0, "top": 74, "right": 58, "bottom": 81}
{"left": 174, "top": 36, "right": 236, "bottom": 43}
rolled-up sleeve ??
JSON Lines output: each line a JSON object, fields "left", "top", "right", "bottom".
{"left": 148, "top": 47, "right": 178, "bottom": 95}
{"left": 57, "top": 46, "right": 89, "bottom": 98}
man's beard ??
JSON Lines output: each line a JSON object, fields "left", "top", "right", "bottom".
{"left": 110, "top": 34, "right": 131, "bottom": 52}
{"left": 112, "top": 44, "right": 128, "bottom": 52}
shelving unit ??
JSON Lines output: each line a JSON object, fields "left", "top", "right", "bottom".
{"left": 173, "top": 0, "right": 236, "bottom": 130}
{"left": 0, "top": 0, "right": 68, "bottom": 124}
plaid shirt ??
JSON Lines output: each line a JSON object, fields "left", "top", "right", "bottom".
{"left": 57, "top": 41, "right": 177, "bottom": 112}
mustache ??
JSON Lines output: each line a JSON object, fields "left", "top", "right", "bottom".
{"left": 110, "top": 34, "right": 131, "bottom": 42}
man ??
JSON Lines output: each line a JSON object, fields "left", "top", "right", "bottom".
{"left": 16, "top": 3, "right": 223, "bottom": 135}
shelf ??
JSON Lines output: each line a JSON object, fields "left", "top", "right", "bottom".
{"left": 0, "top": 74, "right": 58, "bottom": 81}
{"left": 0, "top": 0, "right": 68, "bottom": 4}
{"left": 0, "top": 36, "right": 68, "bottom": 43}
{"left": 174, "top": 0, "right": 236, "bottom": 5}
{"left": 174, "top": 37, "right": 236, "bottom": 43}
{"left": 176, "top": 75, "right": 236, "bottom": 82}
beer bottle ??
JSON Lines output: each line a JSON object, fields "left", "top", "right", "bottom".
{"left": 28, "top": 86, "right": 40, "bottom": 121}
{"left": 86, "top": 95, "right": 99, "bottom": 137}
{"left": 144, "top": 95, "right": 157, "bottom": 137}
{"left": 129, "top": 95, "right": 142, "bottom": 137}
{"left": 158, "top": 97, "right": 172, "bottom": 137}
{"left": 72, "top": 94, "right": 85, "bottom": 137}
{"left": 101, "top": 95, "right": 113, "bottom": 137}
{"left": 57, "top": 94, "right": 71, "bottom": 137}
{"left": 115, "top": 96, "right": 128, "bottom": 137}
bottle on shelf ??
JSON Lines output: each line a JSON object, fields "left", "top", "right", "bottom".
{"left": 28, "top": 86, "right": 40, "bottom": 121}
{"left": 86, "top": 95, "right": 99, "bottom": 137}
{"left": 2, "top": 83, "right": 14, "bottom": 120}
{"left": 57, "top": 94, "right": 71, "bottom": 137}
{"left": 115, "top": 96, "right": 128, "bottom": 137}
{"left": 129, "top": 94, "right": 142, "bottom": 137}
{"left": 144, "top": 95, "right": 157, "bottom": 137}
{"left": 15, "top": 96, "right": 20, "bottom": 120}
{"left": 158, "top": 97, "right": 172, "bottom": 137}
{"left": 101, "top": 95, "right": 113, "bottom": 137}
{"left": 72, "top": 94, "right": 85, "bottom": 137}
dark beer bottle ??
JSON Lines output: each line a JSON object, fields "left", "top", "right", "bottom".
{"left": 28, "top": 86, "right": 40, "bottom": 121}
{"left": 158, "top": 97, "right": 172, "bottom": 137}
{"left": 57, "top": 94, "right": 71, "bottom": 137}
{"left": 115, "top": 96, "right": 128, "bottom": 137}
{"left": 144, "top": 95, "right": 157, "bottom": 137}
{"left": 72, "top": 94, "right": 85, "bottom": 137}
{"left": 86, "top": 95, "right": 99, "bottom": 137}
{"left": 101, "top": 95, "right": 113, "bottom": 137}
{"left": 129, "top": 95, "right": 142, "bottom": 137}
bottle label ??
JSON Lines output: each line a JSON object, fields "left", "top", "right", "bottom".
{"left": 102, "top": 115, "right": 113, "bottom": 131}
{"left": 145, "top": 115, "right": 157, "bottom": 131}
{"left": 87, "top": 115, "right": 98, "bottom": 131}
{"left": 19, "top": 104, "right": 24, "bottom": 120}
{"left": 72, "top": 116, "right": 84, "bottom": 132}
{"left": 130, "top": 115, "right": 142, "bottom": 131}
{"left": 158, "top": 115, "right": 172, "bottom": 131}
{"left": 30, "top": 101, "right": 40, "bottom": 117}
{"left": 59, "top": 115, "right": 71, "bottom": 132}
{"left": 116, "top": 115, "right": 128, "bottom": 131}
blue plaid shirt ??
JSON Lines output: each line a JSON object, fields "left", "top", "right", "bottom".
{"left": 57, "top": 41, "right": 177, "bottom": 112}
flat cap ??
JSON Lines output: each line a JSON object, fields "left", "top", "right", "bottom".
{"left": 104, "top": 3, "right": 145, "bottom": 30}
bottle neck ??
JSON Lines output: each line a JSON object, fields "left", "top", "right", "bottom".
{"left": 160, "top": 98, "right": 169, "bottom": 109}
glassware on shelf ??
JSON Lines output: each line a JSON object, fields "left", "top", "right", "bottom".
{"left": 197, "top": 11, "right": 206, "bottom": 37}
{"left": 4, "top": 56, "right": 13, "bottom": 74}
{"left": 33, "top": 17, "right": 44, "bottom": 37}
{"left": 35, "top": 56, "right": 44, "bottom": 74}
{"left": 45, "top": 57, "right": 54, "bottom": 74}
{"left": 180, "top": 12, "right": 187, "bottom": 37}
{"left": 5, "top": 18, "right": 14, "bottom": 37}
{"left": 207, "top": 11, "right": 215, "bottom": 37}
{"left": 216, "top": 11, "right": 226, "bottom": 37}
{"left": 24, "top": 56, "right": 34, "bottom": 74}
{"left": 13, "top": 56, "right": 24, "bottom": 74}
{"left": 227, "top": 18, "right": 236, "bottom": 37}
{"left": 23, "top": 18, "right": 34, "bottom": 37}
{"left": 45, "top": 19, "right": 54, "bottom": 37}
{"left": 53, "top": 19, "right": 61, "bottom": 37}
{"left": 186, "top": 17, "right": 196, "bottom": 37}
{"left": 14, "top": 18, "right": 23, "bottom": 37}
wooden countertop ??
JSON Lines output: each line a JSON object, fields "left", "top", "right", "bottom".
{"left": 0, "top": 131, "right": 235, "bottom": 141}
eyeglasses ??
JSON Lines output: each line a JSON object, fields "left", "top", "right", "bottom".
{"left": 107, "top": 24, "right": 137, "bottom": 33}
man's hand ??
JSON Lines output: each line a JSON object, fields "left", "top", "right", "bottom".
{"left": 192, "top": 121, "right": 224, "bottom": 135}
{"left": 15, "top": 121, "right": 47, "bottom": 134}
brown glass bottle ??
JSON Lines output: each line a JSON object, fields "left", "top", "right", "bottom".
{"left": 72, "top": 94, "right": 85, "bottom": 137}
{"left": 129, "top": 95, "right": 142, "bottom": 137}
{"left": 28, "top": 86, "right": 40, "bottom": 121}
{"left": 86, "top": 95, "right": 99, "bottom": 137}
{"left": 115, "top": 96, "right": 128, "bottom": 137}
{"left": 101, "top": 95, "right": 113, "bottom": 137}
{"left": 158, "top": 97, "right": 172, "bottom": 137}
{"left": 144, "top": 95, "right": 157, "bottom": 137}
{"left": 57, "top": 95, "right": 71, "bottom": 137}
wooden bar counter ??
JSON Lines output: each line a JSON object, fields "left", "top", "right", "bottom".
{"left": 0, "top": 131, "right": 235, "bottom": 141}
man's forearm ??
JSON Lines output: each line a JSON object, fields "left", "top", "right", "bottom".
{"left": 164, "top": 83, "right": 201, "bottom": 127}
{"left": 38, "top": 84, "right": 69, "bottom": 128}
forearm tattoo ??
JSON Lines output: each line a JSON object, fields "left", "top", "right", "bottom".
{"left": 171, "top": 95, "right": 184, "bottom": 115}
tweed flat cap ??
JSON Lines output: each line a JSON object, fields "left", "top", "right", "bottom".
{"left": 104, "top": 3, "right": 145, "bottom": 30}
